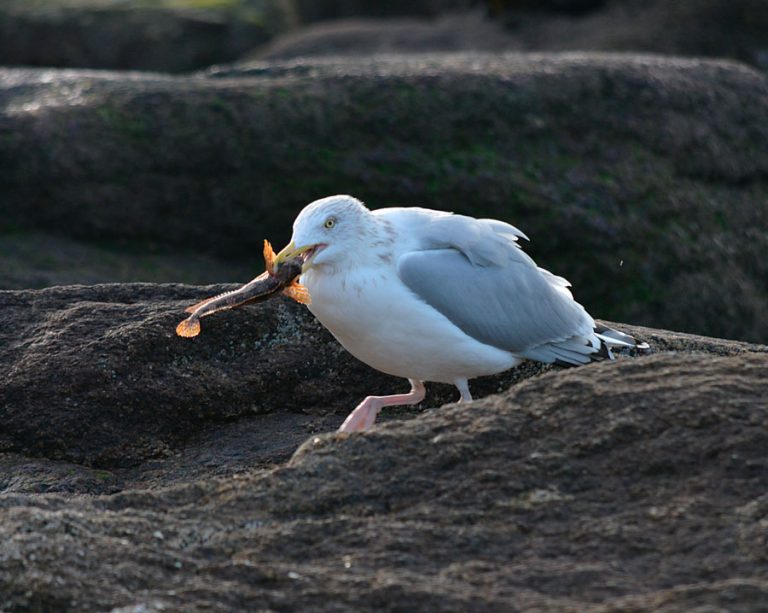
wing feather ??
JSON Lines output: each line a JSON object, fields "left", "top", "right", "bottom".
{"left": 395, "top": 231, "right": 596, "bottom": 359}
{"left": 378, "top": 207, "right": 600, "bottom": 363}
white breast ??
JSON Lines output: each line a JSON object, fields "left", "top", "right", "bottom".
{"left": 301, "top": 265, "right": 520, "bottom": 384}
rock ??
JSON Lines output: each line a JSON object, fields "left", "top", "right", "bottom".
{"left": 0, "top": 285, "right": 765, "bottom": 609}
{"left": 0, "top": 283, "right": 357, "bottom": 467}
{"left": 492, "top": 0, "right": 768, "bottom": 71}
{"left": 500, "top": 0, "right": 606, "bottom": 14}
{"left": 0, "top": 282, "right": 764, "bottom": 471}
{"left": 1, "top": 55, "right": 767, "bottom": 341}
{"left": 250, "top": 12, "right": 516, "bottom": 60}
{"left": 261, "top": 1, "right": 768, "bottom": 71}
{"left": 0, "top": 452, "right": 121, "bottom": 495}
{"left": 0, "top": 231, "right": 259, "bottom": 289}
{"left": 0, "top": 0, "right": 296, "bottom": 72}
{"left": 2, "top": 282, "right": 536, "bottom": 469}
{"left": 292, "top": 0, "right": 474, "bottom": 22}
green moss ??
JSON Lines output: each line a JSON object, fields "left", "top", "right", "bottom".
{"left": 97, "top": 107, "right": 151, "bottom": 144}
{"left": 714, "top": 210, "right": 728, "bottom": 230}
{"left": 598, "top": 170, "right": 617, "bottom": 188}
{"left": 94, "top": 470, "right": 113, "bottom": 482}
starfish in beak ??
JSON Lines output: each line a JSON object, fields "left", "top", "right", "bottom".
{"left": 175, "top": 240, "right": 310, "bottom": 338}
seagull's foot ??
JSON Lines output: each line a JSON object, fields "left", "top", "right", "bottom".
{"left": 338, "top": 397, "right": 381, "bottom": 433}
{"left": 337, "top": 380, "right": 426, "bottom": 433}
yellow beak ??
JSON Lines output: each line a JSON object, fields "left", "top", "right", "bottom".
{"left": 274, "top": 241, "right": 315, "bottom": 272}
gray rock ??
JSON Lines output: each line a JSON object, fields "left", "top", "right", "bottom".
{"left": 0, "top": 0, "right": 296, "bottom": 72}
{"left": 0, "top": 282, "right": 764, "bottom": 471}
{"left": 292, "top": 0, "right": 474, "bottom": 22}
{"left": 0, "top": 282, "right": 362, "bottom": 467}
{"left": 1, "top": 54, "right": 767, "bottom": 341}
{"left": 254, "top": 1, "right": 768, "bottom": 71}
{"left": 0, "top": 280, "right": 765, "bottom": 609}
{"left": 0, "top": 282, "right": 562, "bottom": 469}
{"left": 0, "top": 231, "right": 258, "bottom": 289}
{"left": 249, "top": 13, "right": 516, "bottom": 61}
{"left": 495, "top": 0, "right": 768, "bottom": 72}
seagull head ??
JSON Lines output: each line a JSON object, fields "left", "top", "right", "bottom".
{"left": 274, "top": 195, "right": 373, "bottom": 273}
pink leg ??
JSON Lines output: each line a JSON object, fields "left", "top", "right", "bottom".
{"left": 338, "top": 379, "right": 426, "bottom": 433}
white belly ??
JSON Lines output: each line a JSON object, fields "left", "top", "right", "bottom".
{"left": 302, "top": 267, "right": 520, "bottom": 384}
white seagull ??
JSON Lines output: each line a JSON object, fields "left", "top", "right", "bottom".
{"left": 274, "top": 195, "right": 644, "bottom": 433}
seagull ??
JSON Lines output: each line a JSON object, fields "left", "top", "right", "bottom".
{"left": 274, "top": 195, "right": 644, "bottom": 433}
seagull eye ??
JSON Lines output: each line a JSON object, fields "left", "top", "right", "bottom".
{"left": 324, "top": 217, "right": 336, "bottom": 229}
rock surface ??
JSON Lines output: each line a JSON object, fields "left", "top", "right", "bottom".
{"left": 249, "top": 12, "right": 515, "bottom": 60}
{"left": 3, "top": 6, "right": 766, "bottom": 608}
{"left": 0, "top": 0, "right": 296, "bottom": 73}
{"left": 2, "top": 281, "right": 764, "bottom": 476}
{"left": 0, "top": 283, "right": 766, "bottom": 610}
{"left": 255, "top": 1, "right": 768, "bottom": 71}
{"left": 0, "top": 282, "right": 549, "bottom": 470}
{"left": 493, "top": 0, "right": 768, "bottom": 71}
{"left": 292, "top": 0, "right": 474, "bottom": 22}
{"left": 1, "top": 55, "right": 767, "bottom": 342}
{"left": 0, "top": 230, "right": 258, "bottom": 289}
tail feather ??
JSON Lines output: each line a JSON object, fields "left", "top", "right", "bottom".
{"left": 593, "top": 324, "right": 650, "bottom": 361}
{"left": 595, "top": 324, "right": 634, "bottom": 347}
{"left": 551, "top": 325, "right": 649, "bottom": 367}
{"left": 522, "top": 324, "right": 649, "bottom": 368}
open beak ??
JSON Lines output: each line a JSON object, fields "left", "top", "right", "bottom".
{"left": 274, "top": 241, "right": 324, "bottom": 273}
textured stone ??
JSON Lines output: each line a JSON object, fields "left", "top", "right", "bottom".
{"left": 0, "top": 0, "right": 296, "bottom": 72}
{"left": 0, "top": 284, "right": 765, "bottom": 610}
{"left": 1, "top": 55, "right": 767, "bottom": 341}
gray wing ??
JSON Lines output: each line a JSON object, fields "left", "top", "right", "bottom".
{"left": 396, "top": 245, "right": 598, "bottom": 364}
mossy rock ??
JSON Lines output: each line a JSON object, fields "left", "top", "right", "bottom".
{"left": 254, "top": 0, "right": 768, "bottom": 71}
{"left": 1, "top": 54, "right": 767, "bottom": 342}
{"left": 491, "top": 0, "right": 768, "bottom": 71}
{"left": 0, "top": 0, "right": 297, "bottom": 72}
